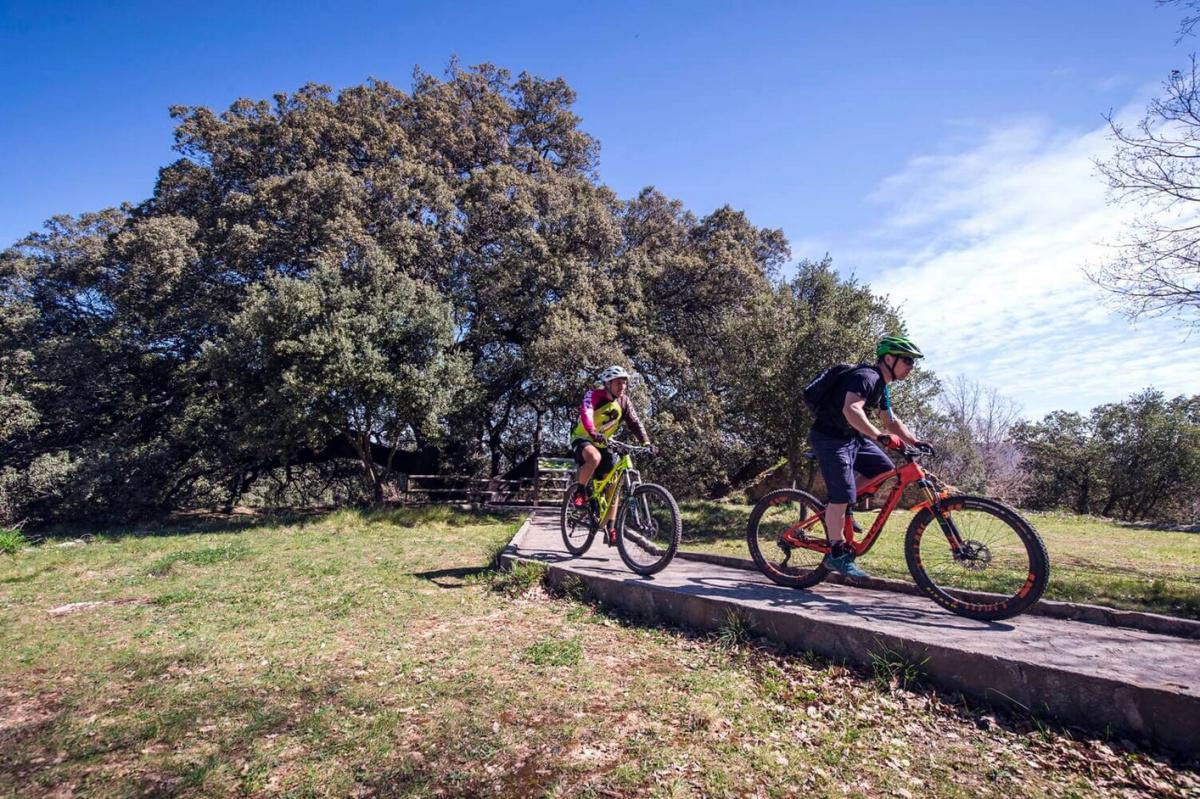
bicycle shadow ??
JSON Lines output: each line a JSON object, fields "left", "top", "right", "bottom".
{"left": 411, "top": 566, "right": 491, "bottom": 588}
{"left": 519, "top": 550, "right": 593, "bottom": 566}
{"left": 676, "top": 572, "right": 1016, "bottom": 632}
{"left": 523, "top": 538, "right": 1014, "bottom": 633}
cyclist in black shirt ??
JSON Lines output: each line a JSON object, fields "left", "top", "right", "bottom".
{"left": 810, "top": 336, "right": 927, "bottom": 578}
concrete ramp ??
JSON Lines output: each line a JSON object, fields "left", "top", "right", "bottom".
{"left": 504, "top": 511, "right": 1200, "bottom": 753}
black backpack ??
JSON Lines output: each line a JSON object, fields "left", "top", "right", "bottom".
{"left": 802, "top": 363, "right": 859, "bottom": 415}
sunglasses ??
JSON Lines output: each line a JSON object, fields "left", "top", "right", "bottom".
{"left": 896, "top": 355, "right": 915, "bottom": 367}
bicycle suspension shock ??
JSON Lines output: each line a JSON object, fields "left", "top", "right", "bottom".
{"left": 919, "top": 478, "right": 965, "bottom": 552}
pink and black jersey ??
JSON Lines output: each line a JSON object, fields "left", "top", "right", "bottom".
{"left": 570, "top": 388, "right": 648, "bottom": 447}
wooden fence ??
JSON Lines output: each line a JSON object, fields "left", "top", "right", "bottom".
{"left": 402, "top": 468, "right": 574, "bottom": 508}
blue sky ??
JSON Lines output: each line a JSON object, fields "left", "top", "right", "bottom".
{"left": 2, "top": 0, "right": 1196, "bottom": 417}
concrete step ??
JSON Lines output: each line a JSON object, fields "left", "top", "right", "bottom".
{"left": 503, "top": 510, "right": 1200, "bottom": 754}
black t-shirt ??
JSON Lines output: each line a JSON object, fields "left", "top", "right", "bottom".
{"left": 811, "top": 364, "right": 888, "bottom": 438}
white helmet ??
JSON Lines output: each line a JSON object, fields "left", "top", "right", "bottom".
{"left": 597, "top": 365, "right": 630, "bottom": 386}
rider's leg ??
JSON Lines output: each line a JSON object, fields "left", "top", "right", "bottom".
{"left": 855, "top": 438, "right": 895, "bottom": 481}
{"left": 605, "top": 481, "right": 620, "bottom": 527}
{"left": 851, "top": 438, "right": 895, "bottom": 512}
{"left": 811, "top": 430, "right": 871, "bottom": 578}
{"left": 810, "top": 430, "right": 857, "bottom": 543}
{"left": 576, "top": 443, "right": 601, "bottom": 487}
{"left": 588, "top": 449, "right": 617, "bottom": 542}
{"left": 825, "top": 501, "right": 849, "bottom": 544}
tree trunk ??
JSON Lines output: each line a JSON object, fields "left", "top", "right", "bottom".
{"left": 803, "top": 458, "right": 817, "bottom": 493}
{"left": 489, "top": 426, "right": 504, "bottom": 477}
{"left": 786, "top": 442, "right": 804, "bottom": 489}
{"left": 223, "top": 470, "right": 245, "bottom": 515}
{"left": 346, "top": 430, "right": 381, "bottom": 505}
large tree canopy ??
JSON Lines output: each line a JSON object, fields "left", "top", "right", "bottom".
{"left": 0, "top": 64, "right": 912, "bottom": 523}
{"left": 1015, "top": 390, "right": 1200, "bottom": 523}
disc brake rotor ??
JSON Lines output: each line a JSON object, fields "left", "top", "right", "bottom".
{"left": 956, "top": 539, "right": 992, "bottom": 571}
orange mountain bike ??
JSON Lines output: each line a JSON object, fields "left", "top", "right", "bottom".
{"left": 746, "top": 444, "right": 1050, "bottom": 621}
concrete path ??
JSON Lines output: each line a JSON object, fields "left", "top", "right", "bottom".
{"left": 506, "top": 510, "right": 1200, "bottom": 753}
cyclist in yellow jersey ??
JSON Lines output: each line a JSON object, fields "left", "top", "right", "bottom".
{"left": 569, "top": 365, "right": 655, "bottom": 545}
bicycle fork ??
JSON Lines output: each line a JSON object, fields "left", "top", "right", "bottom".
{"left": 622, "top": 469, "right": 653, "bottom": 531}
{"left": 920, "top": 480, "right": 967, "bottom": 555}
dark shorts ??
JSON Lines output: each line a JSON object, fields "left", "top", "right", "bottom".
{"left": 809, "top": 429, "right": 894, "bottom": 505}
{"left": 572, "top": 440, "right": 615, "bottom": 480}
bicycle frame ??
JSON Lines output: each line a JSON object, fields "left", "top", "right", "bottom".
{"left": 778, "top": 454, "right": 958, "bottom": 557}
{"left": 588, "top": 452, "right": 636, "bottom": 522}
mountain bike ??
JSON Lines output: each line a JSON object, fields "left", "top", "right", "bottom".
{"left": 746, "top": 444, "right": 1050, "bottom": 620}
{"left": 559, "top": 440, "right": 682, "bottom": 575}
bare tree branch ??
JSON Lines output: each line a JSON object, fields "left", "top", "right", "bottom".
{"left": 1095, "top": 57, "right": 1200, "bottom": 326}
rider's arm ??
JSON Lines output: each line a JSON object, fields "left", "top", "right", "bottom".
{"left": 885, "top": 414, "right": 919, "bottom": 446}
{"left": 620, "top": 395, "right": 651, "bottom": 445}
{"left": 842, "top": 393, "right": 884, "bottom": 440}
{"left": 579, "top": 389, "right": 601, "bottom": 439}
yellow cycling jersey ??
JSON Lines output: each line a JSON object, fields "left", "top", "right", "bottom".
{"left": 570, "top": 388, "right": 646, "bottom": 447}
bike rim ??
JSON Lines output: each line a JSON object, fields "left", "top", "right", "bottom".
{"left": 619, "top": 490, "right": 676, "bottom": 569}
{"left": 562, "top": 492, "right": 593, "bottom": 552}
{"left": 751, "top": 494, "right": 828, "bottom": 579}
{"left": 912, "top": 502, "right": 1039, "bottom": 605}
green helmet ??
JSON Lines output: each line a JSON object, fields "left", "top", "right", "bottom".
{"left": 876, "top": 335, "right": 924, "bottom": 360}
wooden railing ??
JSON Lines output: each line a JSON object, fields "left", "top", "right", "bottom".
{"left": 402, "top": 469, "right": 574, "bottom": 507}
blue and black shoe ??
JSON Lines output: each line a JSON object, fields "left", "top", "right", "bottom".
{"left": 823, "top": 549, "right": 871, "bottom": 580}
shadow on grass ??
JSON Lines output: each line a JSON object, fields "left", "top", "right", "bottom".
{"left": 0, "top": 670, "right": 339, "bottom": 797}
{"left": 0, "top": 565, "right": 56, "bottom": 584}
{"left": 413, "top": 566, "right": 492, "bottom": 588}
{"left": 679, "top": 500, "right": 752, "bottom": 545}
{"left": 31, "top": 504, "right": 522, "bottom": 544}
{"left": 1116, "top": 520, "right": 1200, "bottom": 534}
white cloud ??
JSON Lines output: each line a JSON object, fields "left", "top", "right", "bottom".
{"left": 1094, "top": 74, "right": 1131, "bottom": 92}
{"left": 854, "top": 103, "right": 1200, "bottom": 418}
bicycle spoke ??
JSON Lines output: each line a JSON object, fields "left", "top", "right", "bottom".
{"left": 560, "top": 486, "right": 597, "bottom": 556}
{"left": 906, "top": 496, "right": 1049, "bottom": 620}
{"left": 617, "top": 484, "right": 681, "bottom": 575}
{"left": 747, "top": 490, "right": 831, "bottom": 589}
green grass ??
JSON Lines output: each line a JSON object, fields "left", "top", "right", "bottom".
{"left": 0, "top": 528, "right": 27, "bottom": 555}
{"left": 0, "top": 505, "right": 1195, "bottom": 797}
{"left": 147, "top": 542, "right": 249, "bottom": 576}
{"left": 714, "top": 608, "right": 754, "bottom": 650}
{"left": 680, "top": 499, "right": 1200, "bottom": 619}
{"left": 492, "top": 559, "right": 548, "bottom": 596}
{"left": 870, "top": 640, "right": 931, "bottom": 692}
{"left": 521, "top": 635, "right": 582, "bottom": 666}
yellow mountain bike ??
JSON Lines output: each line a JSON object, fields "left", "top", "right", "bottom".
{"left": 559, "top": 440, "right": 681, "bottom": 575}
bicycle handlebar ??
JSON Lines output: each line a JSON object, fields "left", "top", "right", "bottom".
{"left": 902, "top": 442, "right": 937, "bottom": 459}
{"left": 607, "top": 439, "right": 656, "bottom": 457}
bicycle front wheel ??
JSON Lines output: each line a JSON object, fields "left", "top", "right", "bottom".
{"left": 905, "top": 495, "right": 1050, "bottom": 621}
{"left": 746, "top": 489, "right": 830, "bottom": 589}
{"left": 560, "top": 487, "right": 597, "bottom": 556}
{"left": 616, "top": 483, "right": 682, "bottom": 575}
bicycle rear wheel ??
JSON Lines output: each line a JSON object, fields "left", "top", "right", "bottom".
{"left": 905, "top": 495, "right": 1050, "bottom": 621}
{"left": 616, "top": 483, "right": 681, "bottom": 575}
{"left": 560, "top": 486, "right": 597, "bottom": 556}
{"left": 746, "top": 489, "right": 830, "bottom": 589}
